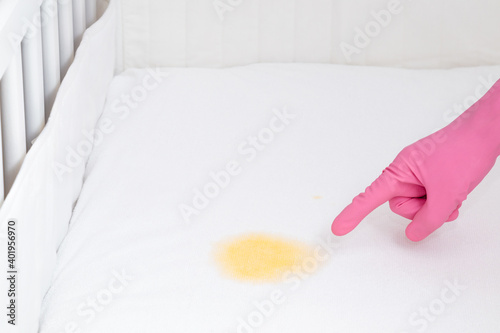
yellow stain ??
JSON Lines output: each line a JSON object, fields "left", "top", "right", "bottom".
{"left": 214, "top": 234, "right": 311, "bottom": 282}
{"left": 313, "top": 196, "right": 322, "bottom": 199}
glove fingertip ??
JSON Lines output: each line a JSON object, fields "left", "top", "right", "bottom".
{"left": 331, "top": 206, "right": 361, "bottom": 236}
{"left": 331, "top": 219, "right": 352, "bottom": 236}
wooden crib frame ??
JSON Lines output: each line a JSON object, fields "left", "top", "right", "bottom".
{"left": 0, "top": 0, "right": 99, "bottom": 204}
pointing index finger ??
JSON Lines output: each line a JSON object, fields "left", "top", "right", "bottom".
{"left": 331, "top": 170, "right": 399, "bottom": 236}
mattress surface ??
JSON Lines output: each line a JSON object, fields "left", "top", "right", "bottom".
{"left": 40, "top": 63, "right": 500, "bottom": 333}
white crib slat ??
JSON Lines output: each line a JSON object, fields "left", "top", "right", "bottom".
{"left": 85, "top": 0, "right": 97, "bottom": 27}
{"left": 22, "top": 27, "right": 46, "bottom": 150}
{"left": 73, "top": 0, "right": 86, "bottom": 49}
{"left": 0, "top": 47, "right": 27, "bottom": 194}
{"left": 41, "top": 0, "right": 62, "bottom": 121}
{"left": 58, "top": 0, "right": 75, "bottom": 79}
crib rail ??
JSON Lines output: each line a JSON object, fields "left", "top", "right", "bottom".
{"left": 0, "top": 0, "right": 98, "bottom": 204}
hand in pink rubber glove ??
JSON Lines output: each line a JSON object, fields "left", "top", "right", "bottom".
{"left": 332, "top": 79, "right": 500, "bottom": 241}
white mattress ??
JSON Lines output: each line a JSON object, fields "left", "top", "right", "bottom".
{"left": 40, "top": 64, "right": 500, "bottom": 333}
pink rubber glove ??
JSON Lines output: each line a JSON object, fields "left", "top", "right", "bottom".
{"left": 332, "top": 79, "right": 500, "bottom": 241}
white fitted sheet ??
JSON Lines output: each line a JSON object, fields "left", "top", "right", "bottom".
{"left": 40, "top": 64, "right": 500, "bottom": 333}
